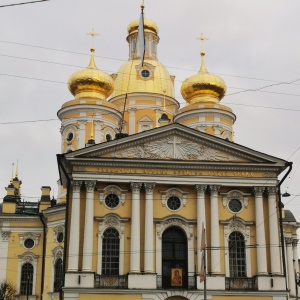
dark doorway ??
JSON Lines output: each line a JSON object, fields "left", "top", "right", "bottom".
{"left": 162, "top": 226, "right": 188, "bottom": 289}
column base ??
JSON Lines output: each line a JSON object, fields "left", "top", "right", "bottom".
{"left": 65, "top": 272, "right": 95, "bottom": 288}
{"left": 128, "top": 273, "right": 157, "bottom": 289}
{"left": 257, "top": 274, "right": 285, "bottom": 291}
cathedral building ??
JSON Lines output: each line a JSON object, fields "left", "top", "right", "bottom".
{"left": 0, "top": 8, "right": 299, "bottom": 300}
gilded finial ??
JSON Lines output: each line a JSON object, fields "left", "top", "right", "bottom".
{"left": 197, "top": 33, "right": 208, "bottom": 56}
{"left": 87, "top": 28, "right": 99, "bottom": 50}
{"left": 86, "top": 29, "right": 99, "bottom": 70}
{"left": 10, "top": 162, "right": 14, "bottom": 183}
{"left": 196, "top": 33, "right": 208, "bottom": 74}
{"left": 16, "top": 159, "right": 18, "bottom": 178}
{"left": 141, "top": 0, "right": 145, "bottom": 9}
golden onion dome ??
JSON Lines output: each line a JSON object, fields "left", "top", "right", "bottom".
{"left": 181, "top": 52, "right": 226, "bottom": 104}
{"left": 127, "top": 18, "right": 159, "bottom": 35}
{"left": 111, "top": 59, "right": 174, "bottom": 98}
{"left": 68, "top": 48, "right": 114, "bottom": 100}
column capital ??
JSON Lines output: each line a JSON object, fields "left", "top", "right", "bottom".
{"left": 131, "top": 182, "right": 142, "bottom": 193}
{"left": 267, "top": 186, "right": 277, "bottom": 196}
{"left": 144, "top": 183, "right": 155, "bottom": 194}
{"left": 195, "top": 185, "right": 207, "bottom": 194}
{"left": 71, "top": 181, "right": 82, "bottom": 192}
{"left": 85, "top": 180, "right": 96, "bottom": 192}
{"left": 209, "top": 185, "right": 220, "bottom": 194}
{"left": 293, "top": 239, "right": 299, "bottom": 247}
{"left": 285, "top": 237, "right": 293, "bottom": 245}
{"left": 1, "top": 231, "right": 10, "bottom": 241}
{"left": 253, "top": 186, "right": 265, "bottom": 196}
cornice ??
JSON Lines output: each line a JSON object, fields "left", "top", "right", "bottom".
{"left": 175, "top": 109, "right": 236, "bottom": 123}
{"left": 58, "top": 104, "right": 122, "bottom": 120}
{"left": 70, "top": 159, "right": 281, "bottom": 173}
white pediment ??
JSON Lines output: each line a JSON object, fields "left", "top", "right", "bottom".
{"left": 105, "top": 135, "right": 243, "bottom": 161}
{"left": 67, "top": 123, "right": 286, "bottom": 165}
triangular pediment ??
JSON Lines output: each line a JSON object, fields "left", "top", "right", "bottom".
{"left": 64, "top": 124, "right": 286, "bottom": 165}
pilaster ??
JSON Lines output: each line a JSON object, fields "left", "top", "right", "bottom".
{"left": 68, "top": 181, "right": 82, "bottom": 271}
{"left": 209, "top": 185, "right": 221, "bottom": 274}
{"left": 253, "top": 186, "right": 268, "bottom": 275}
{"left": 195, "top": 184, "right": 207, "bottom": 273}
{"left": 82, "top": 180, "right": 96, "bottom": 272}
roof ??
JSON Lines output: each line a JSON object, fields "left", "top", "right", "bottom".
{"left": 283, "top": 210, "right": 297, "bottom": 222}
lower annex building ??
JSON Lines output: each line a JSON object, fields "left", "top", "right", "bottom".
{"left": 0, "top": 7, "right": 300, "bottom": 300}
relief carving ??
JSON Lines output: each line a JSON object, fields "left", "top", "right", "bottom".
{"left": 109, "top": 136, "right": 241, "bottom": 161}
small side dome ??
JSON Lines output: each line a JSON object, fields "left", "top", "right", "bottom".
{"left": 181, "top": 52, "right": 226, "bottom": 104}
{"left": 127, "top": 18, "right": 159, "bottom": 35}
{"left": 68, "top": 48, "right": 114, "bottom": 100}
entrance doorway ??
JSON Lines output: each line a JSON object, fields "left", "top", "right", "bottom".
{"left": 162, "top": 226, "right": 188, "bottom": 289}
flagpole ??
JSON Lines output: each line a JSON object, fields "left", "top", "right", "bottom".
{"left": 204, "top": 243, "right": 207, "bottom": 300}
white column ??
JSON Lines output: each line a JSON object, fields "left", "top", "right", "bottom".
{"left": 195, "top": 185, "right": 207, "bottom": 273}
{"left": 144, "top": 183, "right": 155, "bottom": 273}
{"left": 286, "top": 238, "right": 296, "bottom": 296}
{"left": 267, "top": 186, "right": 281, "bottom": 274}
{"left": 0, "top": 231, "right": 10, "bottom": 281}
{"left": 128, "top": 108, "right": 136, "bottom": 135}
{"left": 130, "top": 182, "right": 142, "bottom": 273}
{"left": 253, "top": 187, "right": 268, "bottom": 274}
{"left": 68, "top": 181, "right": 82, "bottom": 271}
{"left": 209, "top": 185, "right": 221, "bottom": 274}
{"left": 82, "top": 180, "right": 96, "bottom": 272}
{"left": 293, "top": 239, "right": 299, "bottom": 275}
{"left": 94, "top": 120, "right": 103, "bottom": 144}
{"left": 78, "top": 120, "right": 87, "bottom": 149}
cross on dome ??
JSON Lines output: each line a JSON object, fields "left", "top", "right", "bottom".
{"left": 197, "top": 33, "right": 208, "bottom": 55}
{"left": 87, "top": 28, "right": 99, "bottom": 49}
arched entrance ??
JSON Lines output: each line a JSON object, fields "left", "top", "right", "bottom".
{"left": 162, "top": 226, "right": 188, "bottom": 289}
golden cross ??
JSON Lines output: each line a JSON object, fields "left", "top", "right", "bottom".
{"left": 197, "top": 33, "right": 208, "bottom": 53}
{"left": 86, "top": 29, "right": 99, "bottom": 48}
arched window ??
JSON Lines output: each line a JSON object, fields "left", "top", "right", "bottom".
{"left": 20, "top": 263, "right": 33, "bottom": 295}
{"left": 229, "top": 231, "right": 246, "bottom": 277}
{"left": 102, "top": 228, "right": 120, "bottom": 275}
{"left": 54, "top": 258, "right": 63, "bottom": 292}
{"left": 162, "top": 226, "right": 187, "bottom": 288}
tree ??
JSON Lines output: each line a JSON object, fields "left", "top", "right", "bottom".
{"left": 0, "top": 280, "right": 17, "bottom": 300}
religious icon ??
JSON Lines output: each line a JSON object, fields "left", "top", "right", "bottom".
{"left": 171, "top": 268, "right": 182, "bottom": 286}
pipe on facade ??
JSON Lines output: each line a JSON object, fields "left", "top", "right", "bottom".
{"left": 277, "top": 161, "right": 293, "bottom": 292}
{"left": 39, "top": 214, "right": 47, "bottom": 300}
{"left": 57, "top": 155, "right": 71, "bottom": 300}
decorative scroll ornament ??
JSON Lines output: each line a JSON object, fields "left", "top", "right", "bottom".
{"left": 156, "top": 218, "right": 193, "bottom": 240}
{"left": 98, "top": 185, "right": 127, "bottom": 206}
{"left": 98, "top": 215, "right": 125, "bottom": 238}
{"left": 160, "top": 187, "right": 188, "bottom": 207}
{"left": 109, "top": 136, "right": 241, "bottom": 161}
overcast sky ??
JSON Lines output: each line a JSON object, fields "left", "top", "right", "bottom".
{"left": 1, "top": 0, "right": 300, "bottom": 223}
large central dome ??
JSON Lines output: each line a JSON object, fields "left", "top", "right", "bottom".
{"left": 112, "top": 59, "right": 174, "bottom": 97}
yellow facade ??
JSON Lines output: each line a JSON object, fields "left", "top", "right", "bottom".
{"left": 1, "top": 7, "right": 299, "bottom": 300}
